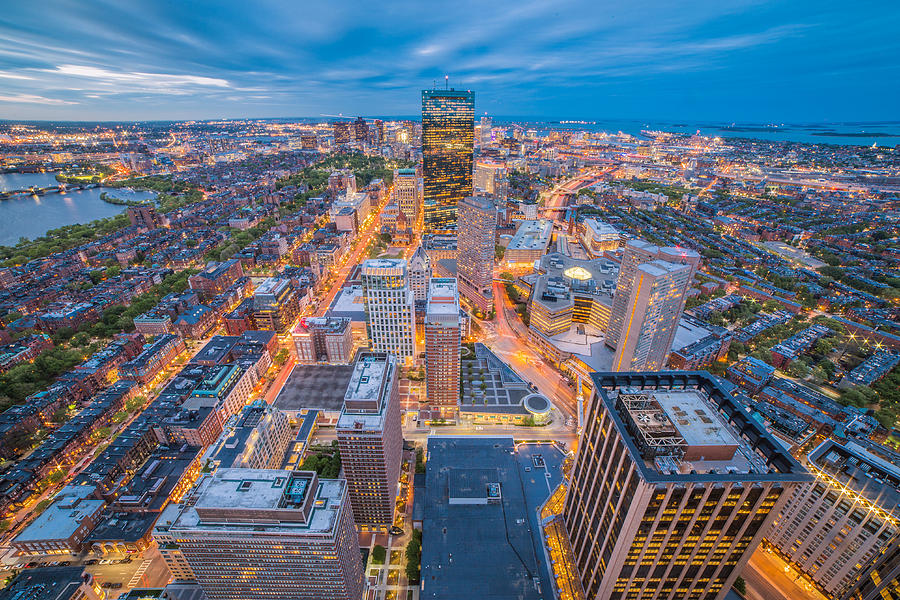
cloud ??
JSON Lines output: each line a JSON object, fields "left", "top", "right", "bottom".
{"left": 46, "top": 64, "right": 231, "bottom": 93}
{"left": 0, "top": 93, "right": 77, "bottom": 105}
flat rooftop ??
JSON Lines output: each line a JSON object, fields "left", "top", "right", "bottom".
{"left": 328, "top": 285, "right": 367, "bottom": 319}
{"left": 0, "top": 567, "right": 90, "bottom": 600}
{"left": 508, "top": 219, "right": 553, "bottom": 251}
{"left": 594, "top": 371, "right": 810, "bottom": 484}
{"left": 421, "top": 437, "right": 549, "bottom": 600}
{"left": 159, "top": 469, "right": 345, "bottom": 535}
{"left": 274, "top": 363, "right": 356, "bottom": 413}
{"left": 426, "top": 279, "right": 459, "bottom": 315}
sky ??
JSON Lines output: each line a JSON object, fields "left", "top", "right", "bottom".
{"left": 0, "top": 0, "right": 898, "bottom": 123}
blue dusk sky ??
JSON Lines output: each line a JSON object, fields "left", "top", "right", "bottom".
{"left": 0, "top": 0, "right": 897, "bottom": 122}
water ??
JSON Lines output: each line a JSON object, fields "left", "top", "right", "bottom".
{"left": 0, "top": 173, "right": 157, "bottom": 247}
{"left": 489, "top": 118, "right": 900, "bottom": 147}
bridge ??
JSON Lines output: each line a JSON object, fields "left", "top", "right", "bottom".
{"left": 0, "top": 182, "right": 100, "bottom": 199}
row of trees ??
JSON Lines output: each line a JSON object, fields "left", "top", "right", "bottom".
{"left": 300, "top": 441, "right": 342, "bottom": 479}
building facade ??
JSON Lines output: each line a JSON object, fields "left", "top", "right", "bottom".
{"left": 422, "top": 88, "right": 474, "bottom": 234}
{"left": 408, "top": 245, "right": 432, "bottom": 303}
{"left": 457, "top": 195, "right": 497, "bottom": 314}
{"left": 611, "top": 260, "right": 693, "bottom": 372}
{"left": 425, "top": 279, "right": 461, "bottom": 414}
{"left": 152, "top": 470, "right": 364, "bottom": 600}
{"left": 292, "top": 317, "right": 353, "bottom": 364}
{"left": 361, "top": 259, "right": 416, "bottom": 362}
{"left": 336, "top": 353, "right": 403, "bottom": 529}
{"left": 557, "top": 371, "right": 810, "bottom": 600}
{"left": 769, "top": 439, "right": 900, "bottom": 598}
{"left": 393, "top": 168, "right": 421, "bottom": 225}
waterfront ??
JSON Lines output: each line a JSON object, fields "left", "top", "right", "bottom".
{"left": 0, "top": 172, "right": 156, "bottom": 246}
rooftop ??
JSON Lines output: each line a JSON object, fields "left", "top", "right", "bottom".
{"left": 274, "top": 363, "right": 356, "bottom": 413}
{"left": 594, "top": 371, "right": 810, "bottom": 483}
{"left": 507, "top": 219, "right": 553, "bottom": 252}
{"left": 0, "top": 567, "right": 91, "bottom": 600}
{"left": 421, "top": 437, "right": 550, "bottom": 600}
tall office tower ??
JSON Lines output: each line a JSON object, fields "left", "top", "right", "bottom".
{"left": 336, "top": 352, "right": 402, "bottom": 529}
{"left": 425, "top": 278, "right": 461, "bottom": 414}
{"left": 480, "top": 115, "right": 492, "bottom": 146}
{"left": 152, "top": 470, "right": 364, "bottom": 600}
{"left": 353, "top": 117, "right": 369, "bottom": 143}
{"left": 769, "top": 439, "right": 900, "bottom": 599}
{"left": 333, "top": 121, "right": 351, "bottom": 145}
{"left": 842, "top": 539, "right": 900, "bottom": 600}
{"left": 558, "top": 371, "right": 809, "bottom": 600}
{"left": 300, "top": 134, "right": 317, "bottom": 150}
{"left": 361, "top": 259, "right": 415, "bottom": 362}
{"left": 373, "top": 119, "right": 384, "bottom": 145}
{"left": 606, "top": 240, "right": 662, "bottom": 349}
{"left": 408, "top": 245, "right": 432, "bottom": 302}
{"left": 612, "top": 260, "right": 692, "bottom": 372}
{"left": 252, "top": 277, "right": 300, "bottom": 333}
{"left": 606, "top": 240, "right": 699, "bottom": 352}
{"left": 457, "top": 195, "right": 497, "bottom": 313}
{"left": 422, "top": 88, "right": 475, "bottom": 234}
{"left": 393, "top": 167, "right": 421, "bottom": 224}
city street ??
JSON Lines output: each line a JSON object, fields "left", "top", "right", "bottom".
{"left": 744, "top": 547, "right": 827, "bottom": 600}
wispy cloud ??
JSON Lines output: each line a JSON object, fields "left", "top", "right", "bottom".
{"left": 0, "top": 93, "right": 77, "bottom": 105}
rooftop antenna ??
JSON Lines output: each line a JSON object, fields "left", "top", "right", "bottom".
{"left": 445, "top": 75, "right": 449, "bottom": 90}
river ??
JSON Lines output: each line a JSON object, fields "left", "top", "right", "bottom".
{"left": 0, "top": 173, "right": 157, "bottom": 247}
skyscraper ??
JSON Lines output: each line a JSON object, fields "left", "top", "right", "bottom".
{"left": 152, "top": 469, "right": 364, "bottom": 600}
{"left": 353, "top": 116, "right": 369, "bottom": 143}
{"left": 480, "top": 115, "right": 492, "bottom": 146}
{"left": 769, "top": 439, "right": 900, "bottom": 599}
{"left": 336, "top": 352, "right": 402, "bottom": 529}
{"left": 333, "top": 121, "right": 350, "bottom": 145}
{"left": 393, "top": 167, "right": 421, "bottom": 224}
{"left": 606, "top": 240, "right": 699, "bottom": 369}
{"left": 373, "top": 119, "right": 384, "bottom": 145}
{"left": 606, "top": 240, "right": 662, "bottom": 350}
{"left": 556, "top": 371, "right": 809, "bottom": 600}
{"left": 612, "top": 260, "right": 692, "bottom": 372}
{"left": 361, "top": 258, "right": 415, "bottom": 362}
{"left": 408, "top": 245, "right": 431, "bottom": 302}
{"left": 457, "top": 195, "right": 497, "bottom": 313}
{"left": 422, "top": 88, "right": 474, "bottom": 234}
{"left": 425, "top": 278, "right": 460, "bottom": 415}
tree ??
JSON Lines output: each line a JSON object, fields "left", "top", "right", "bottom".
{"left": 733, "top": 576, "right": 746, "bottom": 595}
{"left": 405, "top": 529, "right": 422, "bottom": 583}
{"left": 275, "top": 349, "right": 289, "bottom": 366}
{"left": 495, "top": 244, "right": 506, "bottom": 260}
{"left": 371, "top": 545, "right": 386, "bottom": 565}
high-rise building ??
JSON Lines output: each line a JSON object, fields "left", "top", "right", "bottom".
{"left": 361, "top": 259, "right": 415, "bottom": 362}
{"left": 300, "top": 134, "right": 317, "bottom": 150}
{"left": 353, "top": 117, "right": 369, "bottom": 143}
{"left": 408, "top": 245, "right": 432, "bottom": 302}
{"left": 393, "top": 167, "right": 421, "bottom": 224}
{"left": 556, "top": 371, "right": 809, "bottom": 600}
{"left": 842, "top": 538, "right": 900, "bottom": 600}
{"left": 292, "top": 316, "right": 353, "bottom": 364}
{"left": 769, "top": 439, "right": 900, "bottom": 599}
{"left": 606, "top": 240, "right": 699, "bottom": 364}
{"left": 606, "top": 240, "right": 663, "bottom": 349}
{"left": 336, "top": 352, "right": 402, "bottom": 529}
{"left": 252, "top": 277, "right": 300, "bottom": 333}
{"left": 473, "top": 160, "right": 506, "bottom": 196}
{"left": 152, "top": 469, "right": 364, "bottom": 600}
{"left": 373, "top": 119, "right": 384, "bottom": 145}
{"left": 422, "top": 88, "right": 474, "bottom": 234}
{"left": 333, "top": 121, "right": 350, "bottom": 145}
{"left": 612, "top": 260, "right": 692, "bottom": 372}
{"left": 425, "top": 278, "right": 460, "bottom": 414}
{"left": 480, "top": 115, "right": 492, "bottom": 146}
{"left": 457, "top": 195, "right": 497, "bottom": 313}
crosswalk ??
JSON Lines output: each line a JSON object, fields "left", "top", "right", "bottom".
{"left": 127, "top": 559, "right": 152, "bottom": 588}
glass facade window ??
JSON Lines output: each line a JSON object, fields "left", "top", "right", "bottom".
{"left": 422, "top": 89, "right": 474, "bottom": 235}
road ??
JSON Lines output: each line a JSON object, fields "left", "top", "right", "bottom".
{"left": 314, "top": 189, "right": 393, "bottom": 317}
{"left": 743, "top": 548, "right": 827, "bottom": 600}
{"left": 479, "top": 280, "right": 579, "bottom": 422}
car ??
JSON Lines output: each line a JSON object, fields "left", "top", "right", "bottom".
{"left": 84, "top": 559, "right": 98, "bottom": 565}
{"left": 524, "top": 466, "right": 531, "bottom": 472}
{"left": 389, "top": 526, "right": 404, "bottom": 536}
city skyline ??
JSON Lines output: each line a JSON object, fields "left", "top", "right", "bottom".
{"left": 0, "top": 1, "right": 898, "bottom": 122}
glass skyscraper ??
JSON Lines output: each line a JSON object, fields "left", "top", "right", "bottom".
{"left": 421, "top": 88, "right": 474, "bottom": 234}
